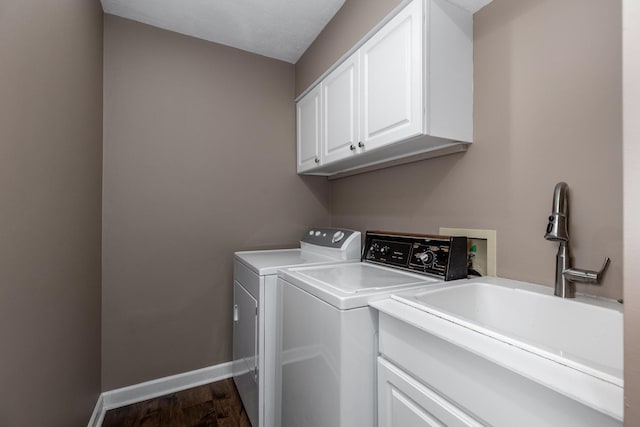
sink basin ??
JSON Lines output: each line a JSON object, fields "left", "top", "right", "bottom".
{"left": 372, "top": 276, "right": 624, "bottom": 423}
{"left": 391, "top": 277, "right": 623, "bottom": 384}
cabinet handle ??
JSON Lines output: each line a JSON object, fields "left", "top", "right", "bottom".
{"left": 233, "top": 304, "right": 238, "bottom": 322}
{"left": 349, "top": 144, "right": 356, "bottom": 151}
{"left": 314, "top": 157, "right": 320, "bottom": 164}
{"left": 358, "top": 142, "right": 365, "bottom": 148}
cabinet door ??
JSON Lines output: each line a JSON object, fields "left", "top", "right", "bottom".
{"left": 360, "top": 0, "right": 424, "bottom": 151}
{"left": 296, "top": 85, "right": 322, "bottom": 172}
{"left": 378, "top": 357, "right": 482, "bottom": 427}
{"left": 321, "top": 51, "right": 360, "bottom": 164}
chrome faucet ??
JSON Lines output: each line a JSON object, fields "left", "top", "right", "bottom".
{"left": 544, "top": 182, "right": 610, "bottom": 298}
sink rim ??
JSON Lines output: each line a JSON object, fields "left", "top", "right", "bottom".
{"left": 390, "top": 277, "right": 623, "bottom": 386}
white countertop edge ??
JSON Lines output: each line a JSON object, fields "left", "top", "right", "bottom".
{"left": 370, "top": 298, "right": 624, "bottom": 421}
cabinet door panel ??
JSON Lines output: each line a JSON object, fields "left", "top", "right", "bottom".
{"left": 378, "top": 357, "right": 482, "bottom": 427}
{"left": 361, "top": 0, "right": 423, "bottom": 151}
{"left": 296, "top": 85, "right": 321, "bottom": 172}
{"left": 388, "top": 387, "right": 444, "bottom": 427}
{"left": 321, "top": 51, "right": 359, "bottom": 164}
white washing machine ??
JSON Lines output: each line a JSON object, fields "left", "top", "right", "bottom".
{"left": 232, "top": 228, "right": 361, "bottom": 427}
{"left": 275, "top": 231, "right": 469, "bottom": 427}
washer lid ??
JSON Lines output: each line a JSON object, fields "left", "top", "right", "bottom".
{"left": 294, "top": 263, "right": 439, "bottom": 294}
{"left": 279, "top": 262, "right": 442, "bottom": 310}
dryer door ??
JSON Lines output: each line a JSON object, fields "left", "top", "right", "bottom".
{"left": 233, "top": 280, "right": 259, "bottom": 427}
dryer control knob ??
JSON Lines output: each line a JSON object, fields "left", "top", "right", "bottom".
{"left": 332, "top": 230, "right": 345, "bottom": 243}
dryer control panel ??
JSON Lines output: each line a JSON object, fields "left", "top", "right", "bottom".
{"left": 302, "top": 228, "right": 357, "bottom": 248}
{"left": 300, "top": 228, "right": 362, "bottom": 261}
{"left": 363, "top": 231, "right": 468, "bottom": 281}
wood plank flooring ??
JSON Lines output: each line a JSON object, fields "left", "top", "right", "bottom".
{"left": 101, "top": 378, "right": 251, "bottom": 427}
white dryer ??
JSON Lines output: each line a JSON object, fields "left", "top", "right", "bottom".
{"left": 232, "top": 228, "right": 361, "bottom": 427}
{"left": 275, "top": 231, "right": 469, "bottom": 427}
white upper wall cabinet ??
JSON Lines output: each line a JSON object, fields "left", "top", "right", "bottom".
{"left": 360, "top": 0, "right": 424, "bottom": 151}
{"left": 296, "top": 84, "right": 321, "bottom": 173}
{"left": 296, "top": 0, "right": 475, "bottom": 178}
{"left": 321, "top": 51, "right": 360, "bottom": 165}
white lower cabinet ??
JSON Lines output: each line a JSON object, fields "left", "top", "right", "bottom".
{"left": 378, "top": 357, "right": 481, "bottom": 427}
{"left": 375, "top": 311, "right": 622, "bottom": 427}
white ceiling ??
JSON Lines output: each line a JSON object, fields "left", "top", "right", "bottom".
{"left": 101, "top": 0, "right": 346, "bottom": 63}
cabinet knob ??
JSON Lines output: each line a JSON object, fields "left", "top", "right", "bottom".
{"left": 349, "top": 144, "right": 356, "bottom": 151}
{"left": 358, "top": 141, "right": 365, "bottom": 148}
{"left": 314, "top": 157, "right": 320, "bottom": 164}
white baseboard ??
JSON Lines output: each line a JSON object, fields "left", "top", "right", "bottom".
{"left": 88, "top": 361, "right": 235, "bottom": 427}
{"left": 87, "top": 393, "right": 104, "bottom": 427}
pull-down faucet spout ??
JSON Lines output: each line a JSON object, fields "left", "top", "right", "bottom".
{"left": 544, "top": 182, "right": 610, "bottom": 298}
{"left": 545, "top": 182, "right": 569, "bottom": 243}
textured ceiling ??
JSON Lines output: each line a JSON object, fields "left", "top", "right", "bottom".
{"left": 453, "top": 0, "right": 493, "bottom": 13}
{"left": 101, "top": 0, "right": 346, "bottom": 63}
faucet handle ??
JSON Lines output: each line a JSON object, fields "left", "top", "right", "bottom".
{"left": 563, "top": 257, "right": 610, "bottom": 285}
{"left": 597, "top": 257, "right": 611, "bottom": 278}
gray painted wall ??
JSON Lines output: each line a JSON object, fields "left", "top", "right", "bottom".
{"left": 297, "top": 0, "right": 622, "bottom": 300}
{"left": 0, "top": 0, "right": 629, "bottom": 421}
{"left": 0, "top": 0, "right": 103, "bottom": 425}
{"left": 102, "top": 15, "right": 332, "bottom": 390}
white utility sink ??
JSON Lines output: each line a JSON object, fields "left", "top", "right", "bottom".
{"left": 392, "top": 278, "right": 623, "bottom": 381}
{"left": 373, "top": 276, "right": 624, "bottom": 421}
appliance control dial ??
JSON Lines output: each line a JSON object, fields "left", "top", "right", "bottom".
{"left": 379, "top": 246, "right": 390, "bottom": 255}
{"left": 416, "top": 251, "right": 435, "bottom": 266}
{"left": 332, "top": 230, "right": 345, "bottom": 243}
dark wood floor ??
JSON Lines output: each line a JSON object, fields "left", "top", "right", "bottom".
{"left": 101, "top": 378, "right": 251, "bottom": 427}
